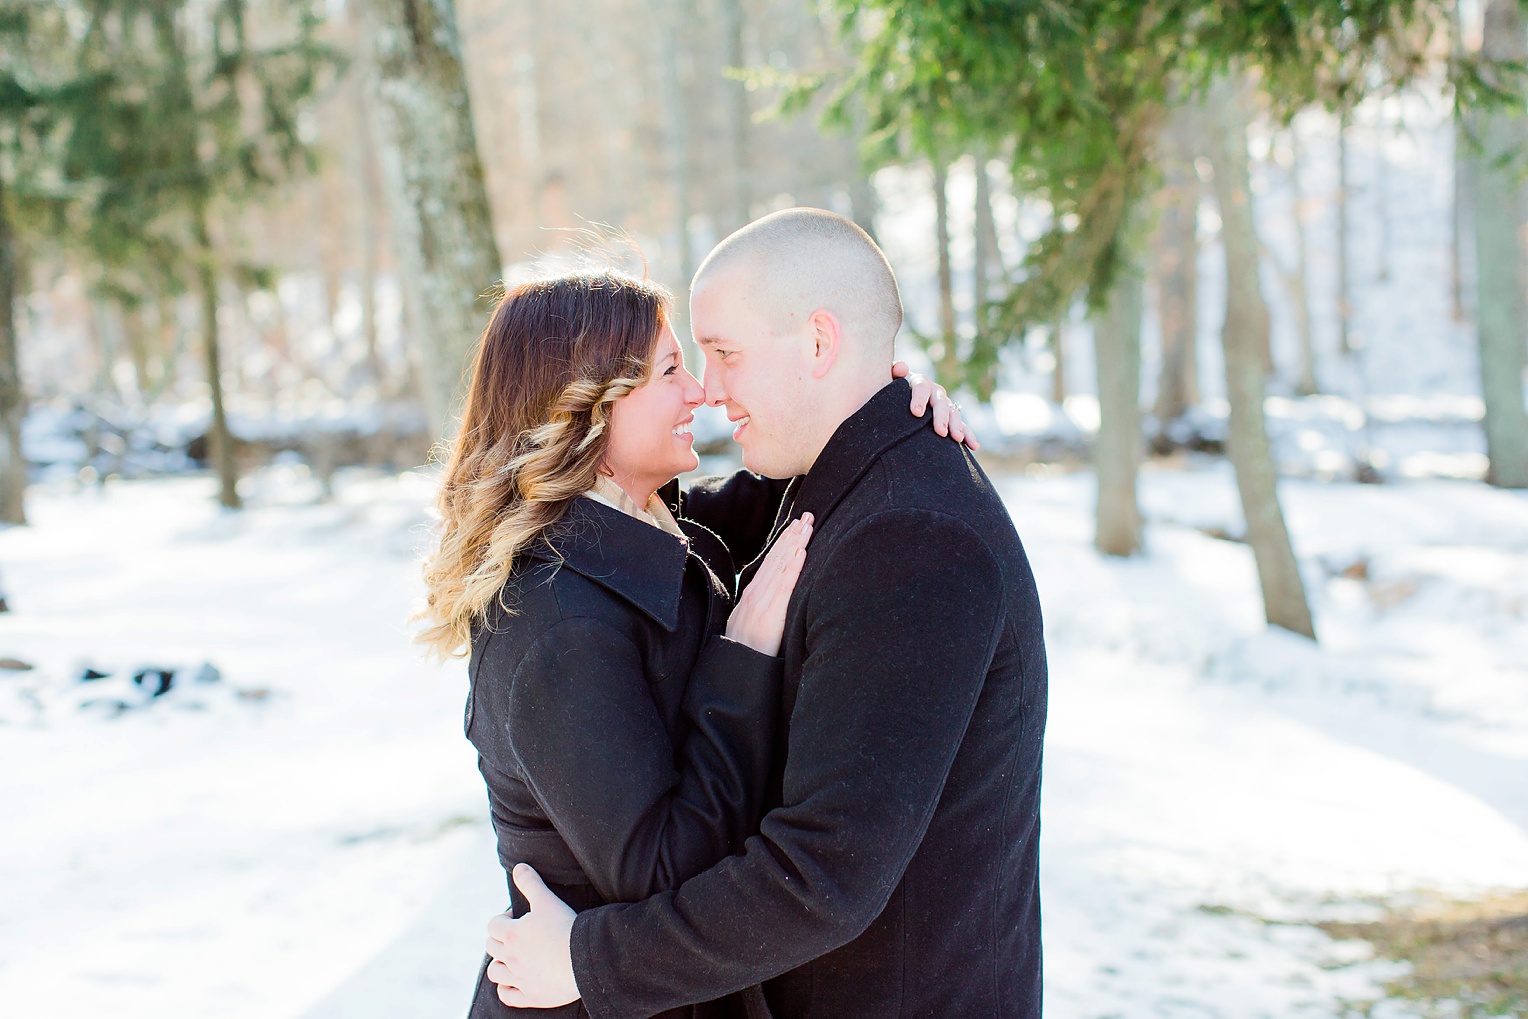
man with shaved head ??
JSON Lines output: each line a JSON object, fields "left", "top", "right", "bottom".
{"left": 688, "top": 208, "right": 906, "bottom": 480}
{"left": 486, "top": 208, "right": 1048, "bottom": 1018}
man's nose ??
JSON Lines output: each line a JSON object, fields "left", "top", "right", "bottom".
{"left": 702, "top": 362, "right": 727, "bottom": 407}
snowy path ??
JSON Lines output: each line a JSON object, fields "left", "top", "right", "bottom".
{"left": 2, "top": 465, "right": 1525, "bottom": 1018}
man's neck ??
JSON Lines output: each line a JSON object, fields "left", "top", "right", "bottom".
{"left": 798, "top": 374, "right": 893, "bottom": 476}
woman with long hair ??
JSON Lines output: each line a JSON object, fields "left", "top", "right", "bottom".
{"left": 417, "top": 270, "right": 967, "bottom": 1018}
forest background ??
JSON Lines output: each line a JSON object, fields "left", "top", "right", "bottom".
{"left": 2, "top": 1, "right": 1528, "bottom": 1017}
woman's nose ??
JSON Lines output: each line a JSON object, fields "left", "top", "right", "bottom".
{"left": 683, "top": 369, "right": 705, "bottom": 406}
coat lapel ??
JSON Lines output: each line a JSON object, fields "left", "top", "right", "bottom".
{"left": 791, "top": 378, "right": 927, "bottom": 526}
{"left": 740, "top": 378, "right": 929, "bottom": 585}
{"left": 530, "top": 496, "right": 690, "bottom": 631}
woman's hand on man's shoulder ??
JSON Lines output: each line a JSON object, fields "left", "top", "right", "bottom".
{"left": 892, "top": 360, "right": 980, "bottom": 451}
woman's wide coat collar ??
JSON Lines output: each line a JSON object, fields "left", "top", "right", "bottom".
{"left": 524, "top": 495, "right": 694, "bottom": 633}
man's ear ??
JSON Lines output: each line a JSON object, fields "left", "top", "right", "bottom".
{"left": 807, "top": 309, "right": 842, "bottom": 380}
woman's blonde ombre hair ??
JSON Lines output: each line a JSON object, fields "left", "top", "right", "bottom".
{"left": 415, "top": 271, "right": 671, "bottom": 658}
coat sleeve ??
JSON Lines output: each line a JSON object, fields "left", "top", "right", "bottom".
{"left": 680, "top": 471, "right": 795, "bottom": 570}
{"left": 504, "top": 620, "right": 783, "bottom": 905}
{"left": 567, "top": 509, "right": 1007, "bottom": 1018}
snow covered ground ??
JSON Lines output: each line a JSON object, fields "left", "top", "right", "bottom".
{"left": 1008, "top": 462, "right": 1528, "bottom": 1017}
{"left": 2, "top": 460, "right": 1524, "bottom": 1019}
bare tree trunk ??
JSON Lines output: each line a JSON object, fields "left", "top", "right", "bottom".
{"left": 656, "top": 0, "right": 695, "bottom": 353}
{"left": 513, "top": 50, "right": 542, "bottom": 196}
{"left": 1091, "top": 222, "right": 1145, "bottom": 557}
{"left": 349, "top": 16, "right": 384, "bottom": 387}
{"left": 719, "top": 0, "right": 751, "bottom": 233}
{"left": 797, "top": 10, "right": 879, "bottom": 243}
{"left": 150, "top": 0, "right": 239, "bottom": 506}
{"left": 1050, "top": 316, "right": 1066, "bottom": 405}
{"left": 121, "top": 301, "right": 154, "bottom": 399}
{"left": 1204, "top": 74, "right": 1315, "bottom": 638}
{"left": 0, "top": 176, "right": 25, "bottom": 524}
{"left": 193, "top": 196, "right": 240, "bottom": 509}
{"left": 973, "top": 163, "right": 989, "bottom": 328}
{"left": 933, "top": 162, "right": 959, "bottom": 387}
{"left": 361, "top": 0, "right": 503, "bottom": 436}
{"left": 587, "top": 30, "right": 627, "bottom": 227}
{"left": 1451, "top": 0, "right": 1470, "bottom": 323}
{"left": 1376, "top": 109, "right": 1392, "bottom": 283}
{"left": 848, "top": 171, "right": 881, "bottom": 243}
{"left": 1154, "top": 104, "right": 1200, "bottom": 427}
{"left": 319, "top": 259, "right": 341, "bottom": 345}
{"left": 225, "top": 284, "right": 247, "bottom": 396}
{"left": 1453, "top": 123, "right": 1472, "bottom": 324}
{"left": 131, "top": 300, "right": 174, "bottom": 400}
{"left": 154, "top": 297, "right": 182, "bottom": 397}
{"left": 1289, "top": 124, "right": 1319, "bottom": 395}
{"left": 1473, "top": 0, "right": 1528, "bottom": 488}
{"left": 358, "top": 194, "right": 382, "bottom": 386}
{"left": 88, "top": 300, "right": 117, "bottom": 401}
{"left": 974, "top": 151, "right": 1000, "bottom": 309}
{"left": 968, "top": 152, "right": 1004, "bottom": 399}
{"left": 1337, "top": 106, "right": 1354, "bottom": 355}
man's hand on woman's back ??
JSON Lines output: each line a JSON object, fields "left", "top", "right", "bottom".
{"left": 486, "top": 864, "right": 579, "bottom": 1009}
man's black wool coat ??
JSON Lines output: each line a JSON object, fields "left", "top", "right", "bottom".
{"left": 465, "top": 488, "right": 785, "bottom": 1019}
{"left": 569, "top": 378, "right": 1048, "bottom": 1019}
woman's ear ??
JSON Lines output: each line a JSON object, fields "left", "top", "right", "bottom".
{"left": 808, "top": 309, "right": 843, "bottom": 380}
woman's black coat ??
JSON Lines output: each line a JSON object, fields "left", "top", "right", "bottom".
{"left": 465, "top": 476, "right": 787, "bottom": 1019}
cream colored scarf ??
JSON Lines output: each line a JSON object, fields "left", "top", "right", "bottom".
{"left": 584, "top": 475, "right": 685, "bottom": 538}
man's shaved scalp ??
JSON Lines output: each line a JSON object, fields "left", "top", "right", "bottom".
{"left": 694, "top": 208, "right": 902, "bottom": 357}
